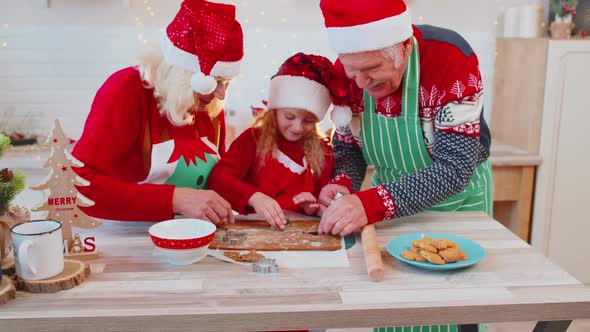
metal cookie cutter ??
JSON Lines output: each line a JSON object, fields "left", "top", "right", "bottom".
{"left": 251, "top": 258, "right": 279, "bottom": 274}
{"left": 222, "top": 231, "right": 247, "bottom": 246}
{"left": 270, "top": 217, "right": 291, "bottom": 232}
{"left": 330, "top": 191, "right": 346, "bottom": 205}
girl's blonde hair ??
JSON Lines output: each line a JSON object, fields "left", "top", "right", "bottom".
{"left": 137, "top": 46, "right": 225, "bottom": 126}
{"left": 252, "top": 109, "right": 327, "bottom": 177}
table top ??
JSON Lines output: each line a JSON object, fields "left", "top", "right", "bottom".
{"left": 1, "top": 212, "right": 589, "bottom": 331}
{"left": 490, "top": 141, "right": 542, "bottom": 166}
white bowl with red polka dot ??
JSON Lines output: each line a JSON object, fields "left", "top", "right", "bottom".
{"left": 149, "top": 218, "right": 216, "bottom": 265}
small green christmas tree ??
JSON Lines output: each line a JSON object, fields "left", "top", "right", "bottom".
{"left": 0, "top": 134, "right": 27, "bottom": 263}
{"left": 0, "top": 134, "right": 25, "bottom": 216}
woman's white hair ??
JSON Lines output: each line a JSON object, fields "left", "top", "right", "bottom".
{"left": 137, "top": 46, "right": 224, "bottom": 126}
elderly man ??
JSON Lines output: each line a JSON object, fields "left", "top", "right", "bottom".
{"left": 318, "top": 0, "right": 493, "bottom": 236}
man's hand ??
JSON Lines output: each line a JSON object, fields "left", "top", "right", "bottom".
{"left": 319, "top": 194, "right": 368, "bottom": 236}
{"left": 292, "top": 192, "right": 320, "bottom": 215}
{"left": 318, "top": 184, "right": 351, "bottom": 207}
{"left": 248, "top": 192, "right": 288, "bottom": 230}
{"left": 173, "top": 188, "right": 235, "bottom": 225}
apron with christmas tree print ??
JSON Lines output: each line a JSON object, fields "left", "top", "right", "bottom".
{"left": 361, "top": 37, "right": 492, "bottom": 332}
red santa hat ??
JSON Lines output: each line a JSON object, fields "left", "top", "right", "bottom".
{"left": 320, "top": 0, "right": 413, "bottom": 54}
{"left": 160, "top": 0, "right": 244, "bottom": 94}
{"left": 268, "top": 53, "right": 351, "bottom": 125}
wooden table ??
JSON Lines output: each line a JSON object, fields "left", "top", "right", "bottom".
{"left": 1, "top": 212, "right": 589, "bottom": 331}
{"left": 490, "top": 142, "right": 541, "bottom": 243}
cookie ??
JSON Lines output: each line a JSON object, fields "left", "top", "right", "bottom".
{"left": 419, "top": 250, "right": 445, "bottom": 265}
{"left": 411, "top": 240, "right": 437, "bottom": 253}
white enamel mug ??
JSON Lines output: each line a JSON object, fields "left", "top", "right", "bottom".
{"left": 10, "top": 220, "right": 64, "bottom": 281}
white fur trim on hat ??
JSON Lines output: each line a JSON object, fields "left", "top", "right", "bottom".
{"left": 160, "top": 32, "right": 201, "bottom": 73}
{"left": 191, "top": 72, "right": 217, "bottom": 94}
{"left": 331, "top": 105, "right": 353, "bottom": 128}
{"left": 210, "top": 59, "right": 242, "bottom": 80}
{"left": 326, "top": 10, "right": 413, "bottom": 54}
{"left": 268, "top": 75, "right": 332, "bottom": 121}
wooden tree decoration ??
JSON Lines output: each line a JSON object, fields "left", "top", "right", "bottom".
{"left": 30, "top": 120, "right": 101, "bottom": 249}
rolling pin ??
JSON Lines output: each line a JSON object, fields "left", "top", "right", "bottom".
{"left": 331, "top": 192, "right": 384, "bottom": 281}
{"left": 361, "top": 224, "right": 384, "bottom": 281}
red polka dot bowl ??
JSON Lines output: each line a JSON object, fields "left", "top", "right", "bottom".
{"left": 148, "top": 218, "right": 216, "bottom": 265}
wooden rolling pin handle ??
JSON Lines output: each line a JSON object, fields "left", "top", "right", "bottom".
{"left": 361, "top": 224, "right": 384, "bottom": 282}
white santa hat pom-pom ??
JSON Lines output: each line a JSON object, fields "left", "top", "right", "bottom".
{"left": 191, "top": 72, "right": 217, "bottom": 95}
{"left": 331, "top": 105, "right": 353, "bottom": 128}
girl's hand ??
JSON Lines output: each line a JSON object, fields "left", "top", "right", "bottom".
{"left": 248, "top": 192, "right": 288, "bottom": 230}
{"left": 293, "top": 192, "right": 320, "bottom": 216}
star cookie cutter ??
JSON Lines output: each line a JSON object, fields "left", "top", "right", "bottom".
{"left": 251, "top": 258, "right": 279, "bottom": 274}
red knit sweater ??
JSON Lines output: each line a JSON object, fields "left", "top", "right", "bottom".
{"left": 72, "top": 67, "right": 226, "bottom": 221}
{"left": 208, "top": 127, "right": 335, "bottom": 214}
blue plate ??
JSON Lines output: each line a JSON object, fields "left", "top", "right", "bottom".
{"left": 386, "top": 233, "right": 486, "bottom": 270}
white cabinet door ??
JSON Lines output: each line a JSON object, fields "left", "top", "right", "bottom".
{"left": 532, "top": 41, "right": 590, "bottom": 283}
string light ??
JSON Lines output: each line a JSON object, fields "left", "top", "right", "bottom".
{"left": 418, "top": 16, "right": 424, "bottom": 22}
{"left": 132, "top": 1, "right": 158, "bottom": 45}
{"left": 1, "top": 42, "right": 6, "bottom": 48}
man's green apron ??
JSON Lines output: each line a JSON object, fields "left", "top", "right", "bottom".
{"left": 362, "top": 37, "right": 492, "bottom": 332}
{"left": 361, "top": 37, "right": 493, "bottom": 215}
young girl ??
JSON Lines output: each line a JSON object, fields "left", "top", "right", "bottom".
{"left": 208, "top": 53, "right": 352, "bottom": 230}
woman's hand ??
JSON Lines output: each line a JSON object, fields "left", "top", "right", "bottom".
{"left": 293, "top": 192, "right": 320, "bottom": 215}
{"left": 248, "top": 192, "right": 288, "bottom": 230}
{"left": 173, "top": 188, "right": 234, "bottom": 225}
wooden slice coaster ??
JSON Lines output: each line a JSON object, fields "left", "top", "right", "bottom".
{"left": 0, "top": 276, "right": 16, "bottom": 304}
{"left": 15, "top": 259, "right": 90, "bottom": 293}
{"left": 1, "top": 256, "right": 15, "bottom": 276}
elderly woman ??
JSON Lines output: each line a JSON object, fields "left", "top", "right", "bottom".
{"left": 72, "top": 0, "right": 243, "bottom": 224}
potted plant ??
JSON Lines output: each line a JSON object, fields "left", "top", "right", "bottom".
{"left": 0, "top": 134, "right": 27, "bottom": 277}
{"left": 550, "top": 0, "right": 578, "bottom": 38}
